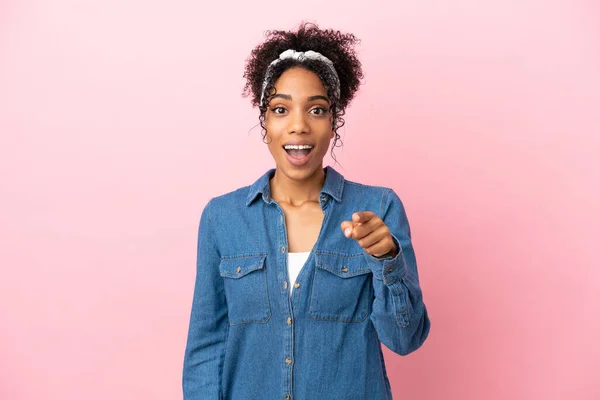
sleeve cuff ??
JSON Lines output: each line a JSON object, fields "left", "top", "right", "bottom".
{"left": 363, "top": 233, "right": 406, "bottom": 285}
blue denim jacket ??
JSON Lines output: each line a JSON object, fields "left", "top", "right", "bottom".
{"left": 183, "top": 166, "right": 430, "bottom": 399}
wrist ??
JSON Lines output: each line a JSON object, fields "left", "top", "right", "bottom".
{"left": 377, "top": 245, "right": 398, "bottom": 259}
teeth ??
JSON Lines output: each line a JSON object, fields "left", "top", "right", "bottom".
{"left": 284, "top": 145, "right": 314, "bottom": 150}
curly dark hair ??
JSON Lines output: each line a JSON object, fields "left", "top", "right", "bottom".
{"left": 242, "top": 22, "right": 363, "bottom": 164}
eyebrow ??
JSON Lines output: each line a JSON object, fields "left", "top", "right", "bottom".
{"left": 308, "top": 95, "right": 330, "bottom": 102}
{"left": 271, "top": 94, "right": 330, "bottom": 102}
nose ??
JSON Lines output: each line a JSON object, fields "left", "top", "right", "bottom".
{"left": 288, "top": 108, "right": 309, "bottom": 135}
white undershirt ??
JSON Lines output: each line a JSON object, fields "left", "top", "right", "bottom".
{"left": 287, "top": 252, "right": 311, "bottom": 296}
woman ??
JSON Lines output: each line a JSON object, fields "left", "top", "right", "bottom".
{"left": 183, "top": 23, "right": 430, "bottom": 400}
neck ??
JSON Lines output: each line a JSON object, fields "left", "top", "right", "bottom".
{"left": 270, "top": 165, "right": 326, "bottom": 206}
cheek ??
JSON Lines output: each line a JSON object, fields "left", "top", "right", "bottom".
{"left": 264, "top": 120, "right": 281, "bottom": 153}
{"left": 264, "top": 115, "right": 283, "bottom": 135}
{"left": 316, "top": 134, "right": 334, "bottom": 154}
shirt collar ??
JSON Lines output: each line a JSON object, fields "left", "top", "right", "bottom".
{"left": 245, "top": 165, "right": 344, "bottom": 206}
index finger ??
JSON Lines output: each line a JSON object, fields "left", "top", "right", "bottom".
{"left": 352, "top": 211, "right": 376, "bottom": 223}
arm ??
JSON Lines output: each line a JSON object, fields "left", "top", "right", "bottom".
{"left": 183, "top": 199, "right": 229, "bottom": 399}
{"left": 364, "top": 188, "right": 430, "bottom": 356}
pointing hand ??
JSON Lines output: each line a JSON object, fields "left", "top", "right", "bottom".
{"left": 340, "top": 212, "right": 398, "bottom": 258}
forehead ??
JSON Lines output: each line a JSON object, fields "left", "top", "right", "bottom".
{"left": 273, "top": 66, "right": 327, "bottom": 95}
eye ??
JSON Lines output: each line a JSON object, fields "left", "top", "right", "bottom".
{"left": 271, "top": 107, "right": 286, "bottom": 114}
{"left": 310, "top": 107, "right": 327, "bottom": 115}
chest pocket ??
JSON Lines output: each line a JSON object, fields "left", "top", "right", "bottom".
{"left": 219, "top": 253, "right": 271, "bottom": 326}
{"left": 310, "top": 251, "right": 372, "bottom": 323}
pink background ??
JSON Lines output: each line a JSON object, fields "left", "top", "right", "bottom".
{"left": 1, "top": 1, "right": 599, "bottom": 399}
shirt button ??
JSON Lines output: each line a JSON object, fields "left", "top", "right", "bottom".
{"left": 281, "top": 245, "right": 285, "bottom": 253}
{"left": 285, "top": 395, "right": 290, "bottom": 400}
{"left": 287, "top": 317, "right": 292, "bottom": 325}
{"left": 320, "top": 196, "right": 327, "bottom": 202}
{"left": 285, "top": 357, "right": 292, "bottom": 365}
{"left": 283, "top": 281, "right": 288, "bottom": 289}
{"left": 341, "top": 266, "right": 348, "bottom": 273}
{"left": 236, "top": 266, "right": 241, "bottom": 274}
{"left": 265, "top": 194, "right": 270, "bottom": 201}
{"left": 293, "top": 282, "right": 300, "bottom": 288}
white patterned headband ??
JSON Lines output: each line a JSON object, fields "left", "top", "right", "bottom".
{"left": 260, "top": 49, "right": 341, "bottom": 106}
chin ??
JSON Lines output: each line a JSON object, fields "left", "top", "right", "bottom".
{"left": 279, "top": 160, "right": 322, "bottom": 180}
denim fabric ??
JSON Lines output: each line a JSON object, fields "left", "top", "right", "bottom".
{"left": 183, "top": 166, "right": 430, "bottom": 400}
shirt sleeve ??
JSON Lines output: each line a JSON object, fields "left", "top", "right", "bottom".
{"left": 363, "top": 188, "right": 431, "bottom": 356}
{"left": 183, "top": 199, "right": 229, "bottom": 399}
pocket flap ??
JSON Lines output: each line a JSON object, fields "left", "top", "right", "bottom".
{"left": 314, "top": 252, "right": 371, "bottom": 278}
{"left": 219, "top": 254, "right": 266, "bottom": 279}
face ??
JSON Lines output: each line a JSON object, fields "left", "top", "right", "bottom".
{"left": 264, "top": 66, "right": 335, "bottom": 181}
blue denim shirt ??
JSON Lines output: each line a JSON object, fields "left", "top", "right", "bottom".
{"left": 183, "top": 166, "right": 430, "bottom": 399}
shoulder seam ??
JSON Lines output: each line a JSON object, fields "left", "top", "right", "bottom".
{"left": 205, "top": 198, "right": 221, "bottom": 257}
{"left": 211, "top": 184, "right": 253, "bottom": 202}
{"left": 345, "top": 180, "right": 391, "bottom": 191}
{"left": 380, "top": 188, "right": 392, "bottom": 217}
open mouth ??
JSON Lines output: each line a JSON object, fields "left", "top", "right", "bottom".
{"left": 283, "top": 144, "right": 314, "bottom": 159}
